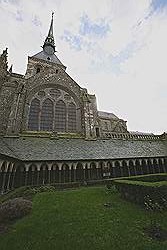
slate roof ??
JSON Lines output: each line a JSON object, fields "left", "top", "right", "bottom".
{"left": 98, "top": 111, "right": 119, "bottom": 119}
{"left": 32, "top": 51, "right": 64, "bottom": 66}
{"left": 0, "top": 137, "right": 166, "bottom": 162}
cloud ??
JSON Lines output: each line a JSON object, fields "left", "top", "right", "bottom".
{"left": 79, "top": 14, "right": 110, "bottom": 38}
{"left": 32, "top": 15, "right": 42, "bottom": 27}
{"left": 61, "top": 30, "right": 82, "bottom": 51}
{"left": 61, "top": 13, "right": 110, "bottom": 52}
{"left": 151, "top": 0, "right": 167, "bottom": 13}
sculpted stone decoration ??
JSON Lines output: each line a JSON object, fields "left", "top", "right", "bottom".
{"left": 0, "top": 48, "right": 8, "bottom": 72}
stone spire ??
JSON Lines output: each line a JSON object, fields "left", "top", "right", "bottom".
{"left": 43, "top": 12, "right": 55, "bottom": 55}
{"left": 31, "top": 12, "right": 66, "bottom": 70}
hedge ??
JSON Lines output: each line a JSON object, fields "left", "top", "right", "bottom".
{"left": 121, "top": 173, "right": 167, "bottom": 182}
{"left": 112, "top": 179, "right": 167, "bottom": 209}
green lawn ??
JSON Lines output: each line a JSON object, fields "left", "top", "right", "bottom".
{"left": 0, "top": 186, "right": 167, "bottom": 250}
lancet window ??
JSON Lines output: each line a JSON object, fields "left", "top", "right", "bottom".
{"left": 68, "top": 103, "right": 77, "bottom": 132}
{"left": 28, "top": 88, "right": 79, "bottom": 133}
{"left": 40, "top": 99, "right": 54, "bottom": 131}
{"left": 28, "top": 98, "right": 40, "bottom": 130}
{"left": 55, "top": 100, "right": 66, "bottom": 132}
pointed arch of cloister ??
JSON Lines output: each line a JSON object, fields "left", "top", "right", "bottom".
{"left": 0, "top": 156, "right": 166, "bottom": 193}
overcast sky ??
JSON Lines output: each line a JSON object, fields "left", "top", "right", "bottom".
{"left": 0, "top": 0, "right": 167, "bottom": 134}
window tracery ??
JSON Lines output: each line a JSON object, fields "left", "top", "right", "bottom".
{"left": 28, "top": 88, "right": 80, "bottom": 133}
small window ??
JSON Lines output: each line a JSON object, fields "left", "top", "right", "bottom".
{"left": 56, "top": 69, "right": 58, "bottom": 74}
{"left": 21, "top": 85, "right": 24, "bottom": 92}
{"left": 105, "top": 122, "right": 108, "bottom": 130}
{"left": 36, "top": 68, "right": 40, "bottom": 74}
{"left": 96, "top": 128, "right": 100, "bottom": 137}
{"left": 47, "top": 57, "right": 50, "bottom": 60}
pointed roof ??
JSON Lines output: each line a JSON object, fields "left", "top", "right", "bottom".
{"left": 32, "top": 12, "right": 65, "bottom": 68}
{"left": 43, "top": 12, "right": 55, "bottom": 52}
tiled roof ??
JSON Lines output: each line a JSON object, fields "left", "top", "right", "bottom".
{"left": 98, "top": 111, "right": 119, "bottom": 119}
{"left": 32, "top": 51, "right": 64, "bottom": 66}
{"left": 0, "top": 137, "right": 166, "bottom": 162}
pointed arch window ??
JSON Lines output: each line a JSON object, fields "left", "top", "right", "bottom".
{"left": 55, "top": 100, "right": 66, "bottom": 132}
{"left": 28, "top": 98, "right": 40, "bottom": 130}
{"left": 40, "top": 99, "right": 54, "bottom": 131}
{"left": 68, "top": 103, "right": 76, "bottom": 132}
{"left": 27, "top": 88, "right": 81, "bottom": 133}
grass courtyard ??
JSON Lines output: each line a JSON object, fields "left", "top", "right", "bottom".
{"left": 0, "top": 186, "right": 167, "bottom": 250}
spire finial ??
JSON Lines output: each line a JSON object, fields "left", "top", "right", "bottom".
{"left": 43, "top": 12, "right": 55, "bottom": 54}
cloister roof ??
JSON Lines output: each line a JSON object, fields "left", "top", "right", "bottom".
{"left": 0, "top": 137, "right": 166, "bottom": 162}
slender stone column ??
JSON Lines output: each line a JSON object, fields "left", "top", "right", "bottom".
{"left": 6, "top": 162, "right": 14, "bottom": 190}
{"left": 112, "top": 161, "right": 116, "bottom": 178}
{"left": 102, "top": 161, "right": 106, "bottom": 178}
{"left": 119, "top": 161, "right": 124, "bottom": 177}
{"left": 0, "top": 160, "right": 4, "bottom": 169}
{"left": 24, "top": 163, "right": 31, "bottom": 186}
{"left": 87, "top": 162, "right": 91, "bottom": 180}
{"left": 47, "top": 163, "right": 52, "bottom": 184}
{"left": 94, "top": 162, "right": 99, "bottom": 179}
{"left": 68, "top": 163, "right": 72, "bottom": 182}
{"left": 139, "top": 160, "right": 143, "bottom": 175}
{"left": 11, "top": 165, "right": 17, "bottom": 190}
{"left": 127, "top": 165, "right": 131, "bottom": 177}
{"left": 73, "top": 163, "right": 77, "bottom": 182}
{"left": 57, "top": 162, "right": 63, "bottom": 183}
{"left": 36, "top": 164, "right": 41, "bottom": 186}
{"left": 133, "top": 164, "right": 137, "bottom": 176}
{"left": 145, "top": 159, "right": 149, "bottom": 174}
{"left": 1, "top": 161, "right": 8, "bottom": 193}
{"left": 82, "top": 162, "right": 86, "bottom": 180}
{"left": 162, "top": 159, "right": 166, "bottom": 173}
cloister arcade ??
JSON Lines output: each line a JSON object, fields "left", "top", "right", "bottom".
{"left": 0, "top": 156, "right": 166, "bottom": 193}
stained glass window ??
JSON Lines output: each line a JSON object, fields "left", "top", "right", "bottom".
{"left": 40, "top": 99, "right": 53, "bottom": 131}
{"left": 68, "top": 103, "right": 76, "bottom": 132}
{"left": 55, "top": 100, "right": 66, "bottom": 132}
{"left": 28, "top": 98, "right": 40, "bottom": 130}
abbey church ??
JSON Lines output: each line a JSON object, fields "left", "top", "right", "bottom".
{"left": 0, "top": 15, "right": 166, "bottom": 192}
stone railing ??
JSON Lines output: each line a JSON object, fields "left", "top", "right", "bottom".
{"left": 103, "top": 132, "right": 161, "bottom": 140}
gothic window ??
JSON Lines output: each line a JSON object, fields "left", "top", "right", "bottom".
{"left": 40, "top": 99, "right": 54, "bottom": 131}
{"left": 28, "top": 98, "right": 40, "bottom": 130}
{"left": 105, "top": 122, "right": 108, "bottom": 130}
{"left": 96, "top": 127, "right": 100, "bottom": 137}
{"left": 68, "top": 103, "right": 76, "bottom": 132}
{"left": 27, "top": 88, "right": 80, "bottom": 133}
{"left": 55, "top": 100, "right": 66, "bottom": 132}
